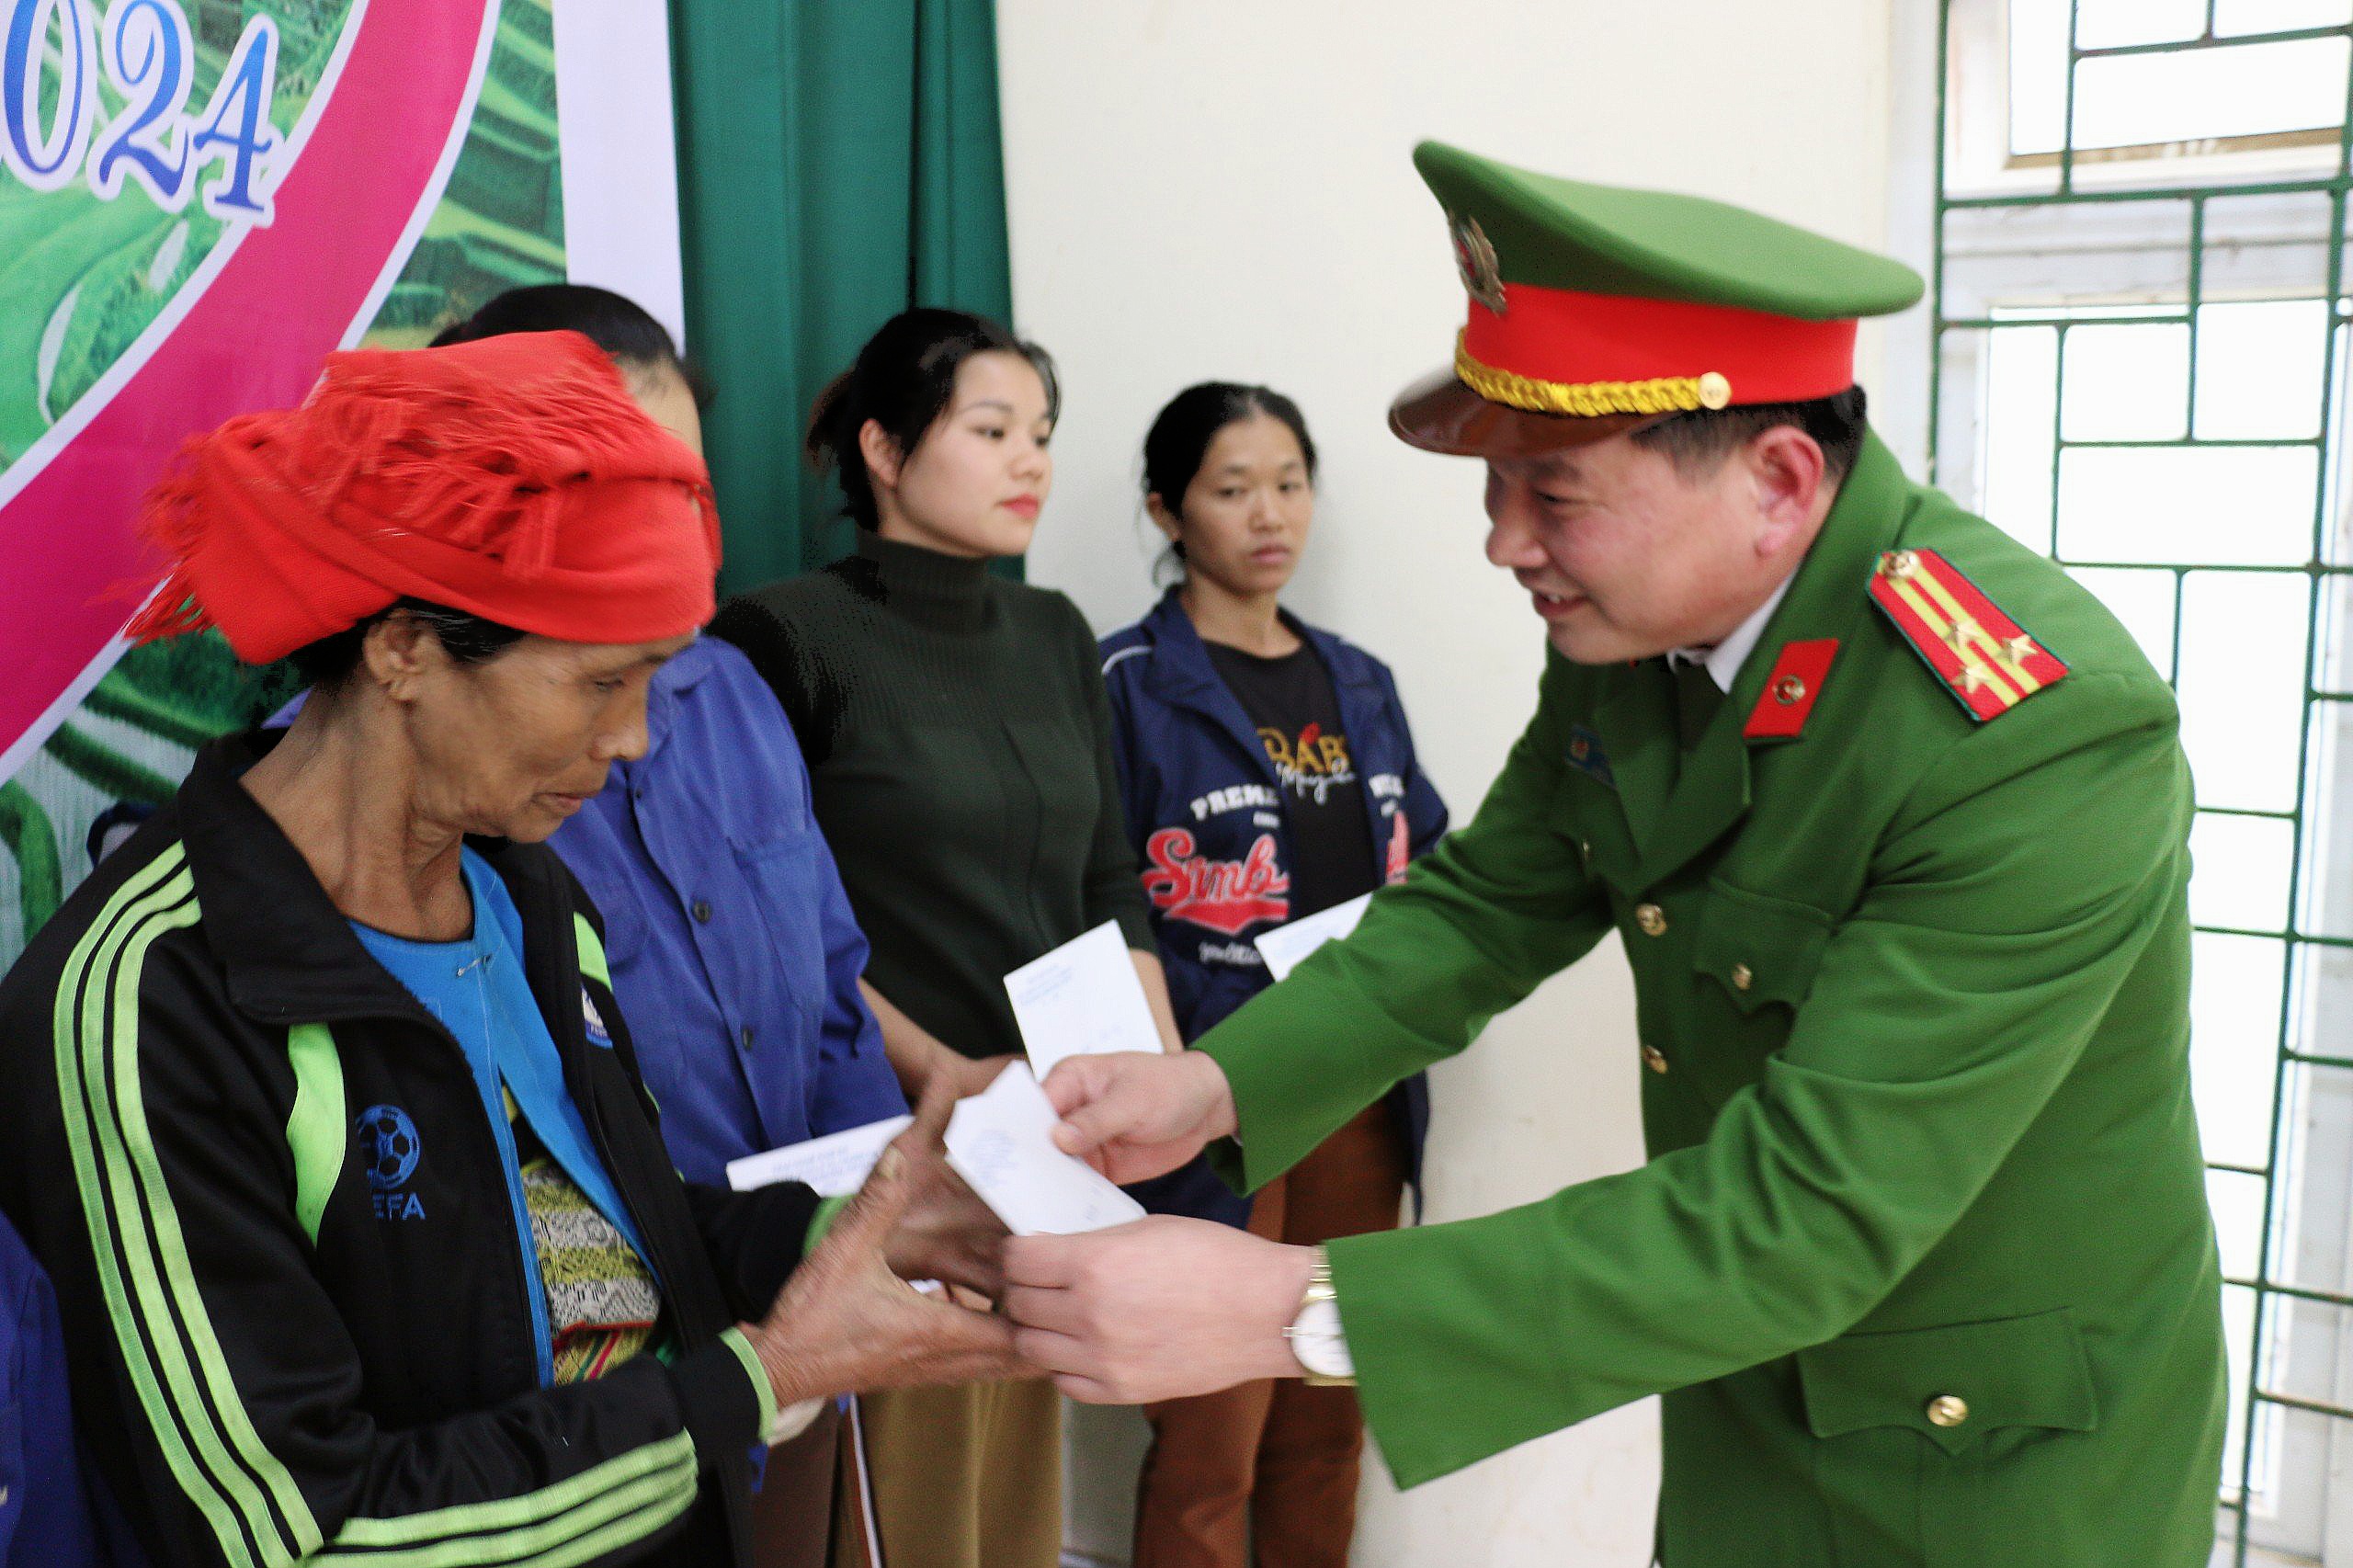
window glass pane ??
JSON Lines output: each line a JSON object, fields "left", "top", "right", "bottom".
{"left": 1983, "top": 326, "right": 2059, "bottom": 550}
{"left": 2191, "top": 932, "right": 2287, "bottom": 1170}
{"left": 2299, "top": 698, "right": 2353, "bottom": 938}
{"left": 2059, "top": 447, "right": 2316, "bottom": 566}
{"left": 2192, "top": 812, "right": 2298, "bottom": 929}
{"left": 2271, "top": 1059, "right": 2353, "bottom": 1286}
{"left": 2073, "top": 0, "right": 2207, "bottom": 48}
{"left": 2178, "top": 572, "right": 2312, "bottom": 812}
{"left": 2222, "top": 1282, "right": 2259, "bottom": 1497}
{"left": 2207, "top": 1168, "right": 2268, "bottom": 1279}
{"left": 2068, "top": 565, "right": 2178, "bottom": 676}
{"left": 2061, "top": 323, "right": 2190, "bottom": 440}
{"left": 2215, "top": 0, "right": 2353, "bottom": 35}
{"left": 2194, "top": 300, "right": 2330, "bottom": 442}
{"left": 2008, "top": 0, "right": 2074, "bottom": 154}
{"left": 2072, "top": 39, "right": 2350, "bottom": 151}
{"left": 2258, "top": 1297, "right": 2350, "bottom": 1437}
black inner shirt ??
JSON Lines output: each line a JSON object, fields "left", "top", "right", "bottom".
{"left": 1204, "top": 640, "right": 1382, "bottom": 920}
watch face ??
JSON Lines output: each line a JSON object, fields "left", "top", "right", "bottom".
{"left": 1291, "top": 1298, "right": 1352, "bottom": 1379}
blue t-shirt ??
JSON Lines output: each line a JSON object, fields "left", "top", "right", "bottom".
{"left": 270, "top": 638, "right": 906, "bottom": 1187}
{"left": 351, "top": 848, "right": 653, "bottom": 1278}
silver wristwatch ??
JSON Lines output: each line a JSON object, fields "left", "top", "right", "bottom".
{"left": 1282, "top": 1247, "right": 1356, "bottom": 1387}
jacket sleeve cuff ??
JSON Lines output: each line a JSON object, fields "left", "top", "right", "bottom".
{"left": 673, "top": 1331, "right": 772, "bottom": 1465}
{"left": 806, "top": 1194, "right": 852, "bottom": 1248}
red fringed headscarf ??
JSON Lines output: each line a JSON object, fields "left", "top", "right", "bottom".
{"left": 126, "top": 330, "right": 722, "bottom": 664}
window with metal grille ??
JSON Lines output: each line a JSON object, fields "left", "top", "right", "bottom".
{"left": 1930, "top": 5, "right": 2353, "bottom": 1563}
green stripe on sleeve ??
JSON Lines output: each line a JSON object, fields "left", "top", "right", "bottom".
{"left": 721, "top": 1326, "right": 779, "bottom": 1440}
{"left": 324, "top": 1431, "right": 698, "bottom": 1561}
{"left": 284, "top": 1024, "right": 345, "bottom": 1246}
{"left": 97, "top": 880, "right": 323, "bottom": 1560}
{"left": 806, "top": 1194, "right": 852, "bottom": 1248}
{"left": 54, "top": 850, "right": 265, "bottom": 1568}
{"left": 572, "top": 914, "right": 611, "bottom": 988}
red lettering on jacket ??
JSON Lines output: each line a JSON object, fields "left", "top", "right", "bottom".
{"left": 1142, "top": 827, "right": 1291, "bottom": 937}
{"left": 1384, "top": 807, "right": 1410, "bottom": 884}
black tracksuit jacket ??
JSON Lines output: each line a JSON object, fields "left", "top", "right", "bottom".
{"left": 0, "top": 734, "right": 822, "bottom": 1568}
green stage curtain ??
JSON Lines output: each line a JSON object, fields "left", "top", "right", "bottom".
{"left": 670, "top": 0, "right": 1017, "bottom": 589}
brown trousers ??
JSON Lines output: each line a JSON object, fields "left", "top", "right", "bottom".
{"left": 1131, "top": 1103, "right": 1409, "bottom": 1568}
{"left": 750, "top": 1401, "right": 845, "bottom": 1568}
{"left": 854, "top": 1377, "right": 1063, "bottom": 1568}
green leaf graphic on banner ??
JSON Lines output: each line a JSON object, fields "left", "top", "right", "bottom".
{"left": 0, "top": 0, "right": 564, "bottom": 963}
{"left": 1, "top": 2, "right": 357, "bottom": 467}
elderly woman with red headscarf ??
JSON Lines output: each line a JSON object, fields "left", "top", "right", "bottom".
{"left": 0, "top": 332, "right": 1018, "bottom": 1568}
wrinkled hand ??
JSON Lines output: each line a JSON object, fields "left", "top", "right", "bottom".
{"left": 747, "top": 1117, "right": 1031, "bottom": 1406}
{"left": 1041, "top": 1050, "right": 1237, "bottom": 1185}
{"left": 1002, "top": 1215, "right": 1314, "bottom": 1404}
{"left": 882, "top": 1078, "right": 1009, "bottom": 1298}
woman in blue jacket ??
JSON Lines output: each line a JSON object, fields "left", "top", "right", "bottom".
{"left": 1097, "top": 384, "right": 1445, "bottom": 1568}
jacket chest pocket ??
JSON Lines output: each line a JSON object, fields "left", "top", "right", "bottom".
{"left": 737, "top": 830, "right": 832, "bottom": 1040}
{"left": 1691, "top": 879, "right": 1833, "bottom": 1014}
{"left": 1798, "top": 1308, "right": 2101, "bottom": 1568}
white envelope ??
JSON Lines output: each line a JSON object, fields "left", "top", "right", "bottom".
{"left": 1253, "top": 892, "right": 1373, "bottom": 982}
{"left": 725, "top": 1115, "right": 913, "bottom": 1197}
{"left": 944, "top": 1062, "right": 1145, "bottom": 1236}
{"left": 1004, "top": 919, "right": 1163, "bottom": 1081}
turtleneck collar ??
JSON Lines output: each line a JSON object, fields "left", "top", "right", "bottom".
{"left": 854, "top": 528, "right": 997, "bottom": 633}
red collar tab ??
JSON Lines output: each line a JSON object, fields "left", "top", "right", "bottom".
{"left": 1744, "top": 639, "right": 1840, "bottom": 740}
{"left": 1457, "top": 283, "right": 1859, "bottom": 418}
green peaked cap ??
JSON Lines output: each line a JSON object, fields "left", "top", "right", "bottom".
{"left": 1413, "top": 141, "right": 1925, "bottom": 322}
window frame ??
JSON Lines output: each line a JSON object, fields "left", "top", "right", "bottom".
{"left": 1916, "top": 5, "right": 2353, "bottom": 1564}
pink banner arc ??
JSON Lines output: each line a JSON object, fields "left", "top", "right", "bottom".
{"left": 0, "top": 0, "right": 500, "bottom": 778}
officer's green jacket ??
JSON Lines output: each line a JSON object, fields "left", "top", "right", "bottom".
{"left": 1197, "top": 433, "right": 2227, "bottom": 1568}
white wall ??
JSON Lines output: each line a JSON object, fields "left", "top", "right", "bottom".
{"left": 995, "top": 4, "right": 1895, "bottom": 1562}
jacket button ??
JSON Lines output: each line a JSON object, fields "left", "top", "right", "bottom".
{"left": 1926, "top": 1394, "right": 1970, "bottom": 1428}
{"left": 739, "top": 1026, "right": 756, "bottom": 1051}
{"left": 1634, "top": 903, "right": 1668, "bottom": 937}
{"left": 1641, "top": 1044, "right": 1669, "bottom": 1074}
{"left": 692, "top": 899, "right": 713, "bottom": 924}
{"left": 1731, "top": 962, "right": 1754, "bottom": 991}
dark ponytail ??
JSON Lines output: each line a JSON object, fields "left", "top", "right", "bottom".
{"left": 806, "top": 308, "right": 1059, "bottom": 531}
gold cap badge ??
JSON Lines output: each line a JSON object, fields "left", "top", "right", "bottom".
{"left": 1450, "top": 213, "right": 1507, "bottom": 316}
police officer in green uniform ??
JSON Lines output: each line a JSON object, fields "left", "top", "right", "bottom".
{"left": 999, "top": 141, "right": 2229, "bottom": 1568}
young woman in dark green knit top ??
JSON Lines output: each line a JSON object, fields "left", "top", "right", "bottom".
{"left": 711, "top": 309, "right": 1179, "bottom": 1568}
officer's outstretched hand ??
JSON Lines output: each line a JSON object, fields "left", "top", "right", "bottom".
{"left": 1043, "top": 1049, "right": 1237, "bottom": 1185}
{"left": 745, "top": 1112, "right": 1029, "bottom": 1408}
{"left": 1004, "top": 1216, "right": 1315, "bottom": 1404}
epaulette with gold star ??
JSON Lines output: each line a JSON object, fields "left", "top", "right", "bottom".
{"left": 1869, "top": 548, "right": 2068, "bottom": 722}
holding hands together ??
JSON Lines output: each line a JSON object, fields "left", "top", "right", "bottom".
{"left": 744, "top": 1085, "right": 1024, "bottom": 1408}
{"left": 980, "top": 1050, "right": 1320, "bottom": 1405}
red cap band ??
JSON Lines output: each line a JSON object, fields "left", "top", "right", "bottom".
{"left": 1461, "top": 284, "right": 1859, "bottom": 413}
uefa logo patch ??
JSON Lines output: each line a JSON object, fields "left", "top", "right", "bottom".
{"left": 356, "top": 1105, "right": 422, "bottom": 1192}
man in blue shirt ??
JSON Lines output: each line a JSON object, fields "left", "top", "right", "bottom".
{"left": 548, "top": 629, "right": 908, "bottom": 1568}
{"left": 551, "top": 631, "right": 909, "bottom": 1182}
